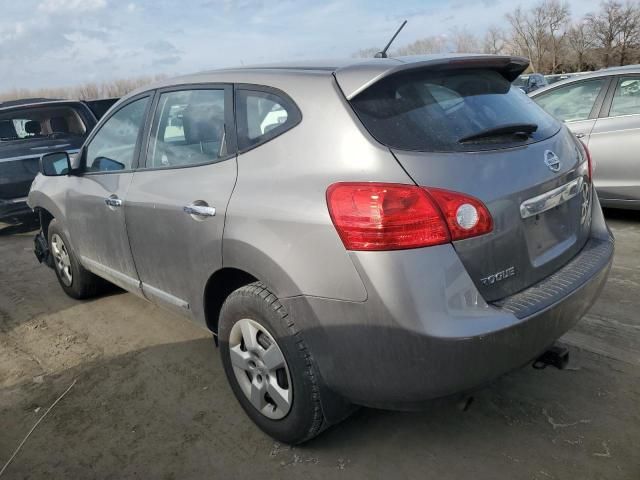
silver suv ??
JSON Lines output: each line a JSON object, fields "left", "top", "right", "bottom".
{"left": 530, "top": 65, "right": 640, "bottom": 209}
{"left": 29, "top": 55, "right": 614, "bottom": 444}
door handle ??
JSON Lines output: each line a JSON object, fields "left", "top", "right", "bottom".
{"left": 575, "top": 133, "right": 586, "bottom": 139}
{"left": 183, "top": 203, "right": 216, "bottom": 217}
{"left": 104, "top": 195, "right": 123, "bottom": 208}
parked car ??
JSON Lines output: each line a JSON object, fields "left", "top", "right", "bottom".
{"left": 530, "top": 65, "right": 640, "bottom": 209}
{"left": 28, "top": 55, "right": 613, "bottom": 444}
{"left": 0, "top": 97, "right": 117, "bottom": 224}
{"left": 514, "top": 73, "right": 548, "bottom": 93}
{"left": 545, "top": 73, "right": 574, "bottom": 85}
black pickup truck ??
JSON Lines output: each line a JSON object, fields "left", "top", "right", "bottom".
{"left": 0, "top": 97, "right": 117, "bottom": 224}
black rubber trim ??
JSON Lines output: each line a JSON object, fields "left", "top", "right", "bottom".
{"left": 492, "top": 235, "right": 614, "bottom": 319}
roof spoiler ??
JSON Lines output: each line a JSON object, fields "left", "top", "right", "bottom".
{"left": 335, "top": 55, "right": 530, "bottom": 100}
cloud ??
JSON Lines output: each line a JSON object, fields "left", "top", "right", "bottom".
{"left": 145, "top": 39, "right": 180, "bottom": 55}
{"left": 0, "top": 0, "right": 606, "bottom": 92}
{"left": 152, "top": 55, "right": 181, "bottom": 66}
{"left": 38, "top": 0, "right": 107, "bottom": 13}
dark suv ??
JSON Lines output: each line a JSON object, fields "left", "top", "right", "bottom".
{"left": 0, "top": 98, "right": 116, "bottom": 223}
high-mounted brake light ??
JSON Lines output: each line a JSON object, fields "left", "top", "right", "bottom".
{"left": 326, "top": 183, "right": 493, "bottom": 251}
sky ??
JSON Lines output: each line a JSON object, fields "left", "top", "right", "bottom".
{"left": 0, "top": 0, "right": 604, "bottom": 91}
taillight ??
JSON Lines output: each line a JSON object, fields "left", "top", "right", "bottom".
{"left": 579, "top": 139, "right": 593, "bottom": 180}
{"left": 326, "top": 182, "right": 492, "bottom": 251}
{"left": 426, "top": 188, "right": 493, "bottom": 241}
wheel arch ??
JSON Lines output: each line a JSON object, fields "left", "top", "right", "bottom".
{"left": 203, "top": 267, "right": 258, "bottom": 334}
{"left": 34, "top": 207, "right": 55, "bottom": 239}
{"left": 203, "top": 241, "right": 304, "bottom": 333}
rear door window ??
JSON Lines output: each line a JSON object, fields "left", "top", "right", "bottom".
{"left": 236, "top": 88, "right": 301, "bottom": 151}
{"left": 609, "top": 77, "right": 640, "bottom": 117}
{"left": 534, "top": 78, "right": 607, "bottom": 122}
{"left": 350, "top": 69, "right": 560, "bottom": 152}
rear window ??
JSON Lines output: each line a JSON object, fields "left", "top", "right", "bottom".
{"left": 0, "top": 105, "right": 88, "bottom": 142}
{"left": 350, "top": 69, "right": 560, "bottom": 152}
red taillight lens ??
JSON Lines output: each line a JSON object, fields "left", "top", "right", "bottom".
{"left": 326, "top": 183, "right": 493, "bottom": 251}
{"left": 426, "top": 188, "right": 493, "bottom": 241}
{"left": 579, "top": 139, "right": 593, "bottom": 180}
{"left": 326, "top": 183, "right": 450, "bottom": 250}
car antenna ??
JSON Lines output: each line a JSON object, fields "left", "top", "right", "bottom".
{"left": 375, "top": 20, "right": 407, "bottom": 58}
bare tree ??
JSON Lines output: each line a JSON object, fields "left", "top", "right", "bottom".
{"left": 567, "top": 20, "right": 596, "bottom": 70}
{"left": 450, "top": 27, "right": 480, "bottom": 53}
{"left": 0, "top": 75, "right": 167, "bottom": 102}
{"left": 618, "top": 1, "right": 640, "bottom": 65}
{"left": 506, "top": 0, "right": 570, "bottom": 73}
{"left": 506, "top": 5, "right": 550, "bottom": 72}
{"left": 544, "top": 0, "right": 571, "bottom": 73}
{"left": 586, "top": 1, "right": 625, "bottom": 67}
{"left": 393, "top": 36, "right": 448, "bottom": 56}
{"left": 352, "top": 47, "right": 380, "bottom": 59}
{"left": 76, "top": 83, "right": 100, "bottom": 100}
{"left": 483, "top": 26, "right": 506, "bottom": 54}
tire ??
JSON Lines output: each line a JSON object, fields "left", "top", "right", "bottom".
{"left": 219, "top": 282, "right": 347, "bottom": 444}
{"left": 47, "top": 219, "right": 105, "bottom": 299}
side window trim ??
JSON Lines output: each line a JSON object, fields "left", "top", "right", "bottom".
{"left": 590, "top": 76, "right": 614, "bottom": 119}
{"left": 140, "top": 83, "right": 236, "bottom": 171}
{"left": 80, "top": 92, "right": 154, "bottom": 175}
{"left": 234, "top": 83, "right": 302, "bottom": 154}
{"left": 597, "top": 75, "right": 619, "bottom": 118}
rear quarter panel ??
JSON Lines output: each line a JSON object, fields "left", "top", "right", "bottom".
{"left": 223, "top": 73, "right": 413, "bottom": 301}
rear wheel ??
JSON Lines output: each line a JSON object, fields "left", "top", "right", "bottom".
{"left": 219, "top": 282, "right": 348, "bottom": 444}
{"left": 47, "top": 219, "right": 106, "bottom": 299}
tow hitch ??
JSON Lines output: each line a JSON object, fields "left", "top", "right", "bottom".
{"left": 533, "top": 344, "right": 570, "bottom": 370}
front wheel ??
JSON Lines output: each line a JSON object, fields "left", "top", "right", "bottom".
{"left": 218, "top": 282, "right": 349, "bottom": 444}
{"left": 47, "top": 219, "right": 106, "bottom": 299}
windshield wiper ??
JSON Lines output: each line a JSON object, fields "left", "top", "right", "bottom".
{"left": 458, "top": 123, "right": 538, "bottom": 144}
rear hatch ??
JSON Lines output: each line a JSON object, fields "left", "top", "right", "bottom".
{"left": 342, "top": 59, "right": 592, "bottom": 301}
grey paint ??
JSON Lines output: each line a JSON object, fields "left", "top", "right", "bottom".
{"left": 391, "top": 128, "right": 591, "bottom": 301}
{"left": 28, "top": 56, "right": 613, "bottom": 406}
{"left": 65, "top": 172, "right": 143, "bottom": 295}
{"left": 126, "top": 160, "right": 237, "bottom": 319}
{"left": 334, "top": 54, "right": 528, "bottom": 99}
{"left": 283, "top": 196, "right": 612, "bottom": 407}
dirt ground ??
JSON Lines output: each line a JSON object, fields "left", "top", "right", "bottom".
{"left": 1, "top": 211, "right": 639, "bottom": 480}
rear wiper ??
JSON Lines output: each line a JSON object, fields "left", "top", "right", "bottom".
{"left": 458, "top": 123, "right": 538, "bottom": 144}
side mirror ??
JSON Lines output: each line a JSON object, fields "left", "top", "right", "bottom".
{"left": 40, "top": 152, "right": 71, "bottom": 176}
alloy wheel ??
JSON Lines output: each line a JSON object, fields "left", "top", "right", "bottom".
{"left": 51, "top": 233, "right": 73, "bottom": 286}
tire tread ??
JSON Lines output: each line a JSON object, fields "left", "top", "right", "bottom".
{"left": 229, "top": 281, "right": 327, "bottom": 443}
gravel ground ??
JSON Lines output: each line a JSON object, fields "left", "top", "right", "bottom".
{"left": 0, "top": 210, "right": 639, "bottom": 480}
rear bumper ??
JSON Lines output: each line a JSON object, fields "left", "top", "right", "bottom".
{"left": 282, "top": 199, "right": 614, "bottom": 409}
{"left": 0, "top": 197, "right": 34, "bottom": 223}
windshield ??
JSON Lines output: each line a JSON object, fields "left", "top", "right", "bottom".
{"left": 0, "top": 105, "right": 87, "bottom": 142}
{"left": 350, "top": 69, "right": 560, "bottom": 152}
